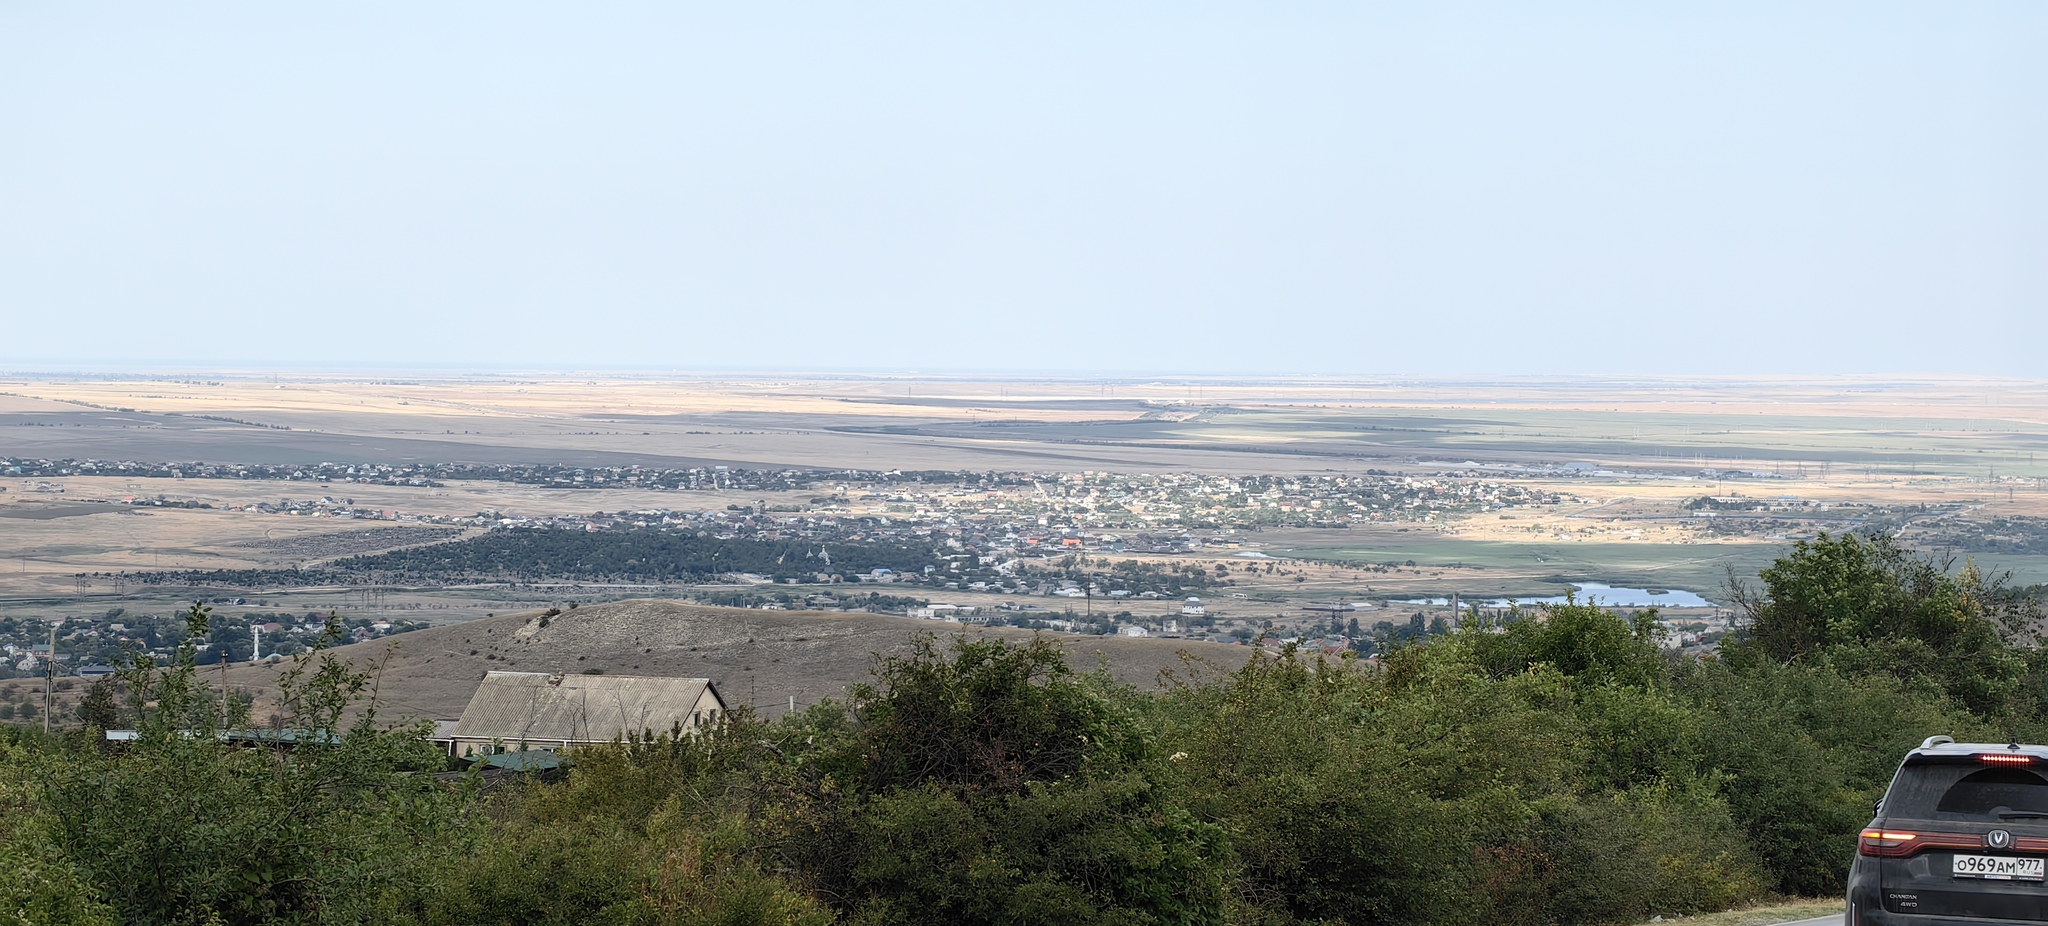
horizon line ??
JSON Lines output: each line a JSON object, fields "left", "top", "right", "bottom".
{"left": 2, "top": 362, "right": 2045, "bottom": 387}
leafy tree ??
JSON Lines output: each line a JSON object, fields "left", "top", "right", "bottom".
{"left": 1163, "top": 629, "right": 1763, "bottom": 926}
{"left": 1733, "top": 532, "right": 2037, "bottom": 716}
{"left": 1679, "top": 656, "right": 1986, "bottom": 895}
{"left": 74, "top": 678, "right": 118, "bottom": 731}
{"left": 412, "top": 722, "right": 830, "bottom": 926}
{"left": 0, "top": 736, "right": 116, "bottom": 926}
{"left": 778, "top": 635, "right": 1226, "bottom": 926}
{"left": 1163, "top": 646, "right": 1474, "bottom": 925}
{"left": 46, "top": 604, "right": 476, "bottom": 925}
{"left": 1461, "top": 596, "right": 1666, "bottom": 689}
{"left": 0, "top": 839, "right": 114, "bottom": 926}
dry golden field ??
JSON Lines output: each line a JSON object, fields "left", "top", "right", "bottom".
{"left": 5, "top": 373, "right": 2046, "bottom": 476}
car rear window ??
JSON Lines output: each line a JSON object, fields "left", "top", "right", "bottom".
{"left": 1886, "top": 764, "right": 2048, "bottom": 822}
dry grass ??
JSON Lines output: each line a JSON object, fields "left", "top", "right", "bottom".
{"left": 224, "top": 598, "right": 1255, "bottom": 723}
{"left": 1635, "top": 898, "right": 1842, "bottom": 926}
{"left": 3, "top": 599, "right": 1260, "bottom": 728}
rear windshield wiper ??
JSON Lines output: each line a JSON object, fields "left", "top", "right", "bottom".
{"left": 1997, "top": 811, "right": 2048, "bottom": 819}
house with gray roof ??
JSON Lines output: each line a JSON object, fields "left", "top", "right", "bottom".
{"left": 443, "top": 671, "right": 726, "bottom": 757}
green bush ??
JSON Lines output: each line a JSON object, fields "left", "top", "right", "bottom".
{"left": 777, "top": 635, "right": 1227, "bottom": 926}
{"left": 0, "top": 536, "right": 2039, "bottom": 925}
{"left": 414, "top": 811, "right": 826, "bottom": 926}
{"left": 1162, "top": 619, "right": 1765, "bottom": 926}
{"left": 45, "top": 605, "right": 478, "bottom": 926}
{"left": 1737, "top": 532, "right": 2035, "bottom": 715}
{"left": 0, "top": 839, "right": 114, "bottom": 926}
{"left": 0, "top": 741, "right": 115, "bottom": 926}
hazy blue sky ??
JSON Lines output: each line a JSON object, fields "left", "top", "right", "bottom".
{"left": 2, "top": 3, "right": 2042, "bottom": 376}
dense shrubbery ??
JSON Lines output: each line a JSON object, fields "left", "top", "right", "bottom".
{"left": 5, "top": 533, "right": 2045, "bottom": 924}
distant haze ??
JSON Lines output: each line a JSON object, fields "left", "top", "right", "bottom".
{"left": 2, "top": 3, "right": 2042, "bottom": 376}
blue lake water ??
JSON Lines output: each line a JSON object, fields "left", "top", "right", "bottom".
{"left": 1401, "top": 583, "right": 1716, "bottom": 609}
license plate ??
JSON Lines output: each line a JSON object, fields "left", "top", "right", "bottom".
{"left": 1953, "top": 854, "right": 2046, "bottom": 881}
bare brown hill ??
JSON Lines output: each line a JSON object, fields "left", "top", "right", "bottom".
{"left": 227, "top": 599, "right": 1256, "bottom": 724}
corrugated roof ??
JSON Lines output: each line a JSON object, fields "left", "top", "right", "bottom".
{"left": 473, "top": 748, "right": 564, "bottom": 771}
{"left": 450, "top": 671, "right": 724, "bottom": 746}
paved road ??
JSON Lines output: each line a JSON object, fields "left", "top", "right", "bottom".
{"left": 1773, "top": 915, "right": 1842, "bottom": 926}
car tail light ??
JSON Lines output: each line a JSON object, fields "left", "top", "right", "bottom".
{"left": 1860, "top": 830, "right": 1922, "bottom": 857}
{"left": 1978, "top": 753, "right": 2034, "bottom": 766}
{"left": 1856, "top": 829, "right": 2035, "bottom": 858}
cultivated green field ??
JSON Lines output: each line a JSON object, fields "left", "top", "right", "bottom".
{"left": 1936, "top": 553, "right": 2048, "bottom": 587}
{"left": 1289, "top": 539, "right": 1792, "bottom": 600}
{"left": 1291, "top": 539, "right": 2048, "bottom": 600}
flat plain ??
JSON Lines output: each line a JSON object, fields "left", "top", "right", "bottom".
{"left": 6, "top": 373, "right": 2047, "bottom": 475}
{"left": 3, "top": 372, "right": 2045, "bottom": 642}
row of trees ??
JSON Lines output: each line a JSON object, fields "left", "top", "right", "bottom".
{"left": 118, "top": 529, "right": 954, "bottom": 588}
{"left": 4, "top": 532, "right": 2044, "bottom": 925}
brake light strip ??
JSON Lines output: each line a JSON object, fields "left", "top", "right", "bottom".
{"left": 1859, "top": 830, "right": 2048, "bottom": 858}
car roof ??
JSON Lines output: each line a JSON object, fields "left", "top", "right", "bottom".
{"left": 1904, "top": 736, "right": 2048, "bottom": 765}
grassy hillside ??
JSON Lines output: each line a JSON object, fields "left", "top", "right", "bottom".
{"left": 228, "top": 599, "right": 1250, "bottom": 722}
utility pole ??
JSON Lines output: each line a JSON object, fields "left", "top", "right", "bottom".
{"left": 44, "top": 623, "right": 56, "bottom": 735}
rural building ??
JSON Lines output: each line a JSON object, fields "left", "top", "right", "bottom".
{"left": 442, "top": 671, "right": 727, "bottom": 757}
{"left": 910, "top": 603, "right": 964, "bottom": 621}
